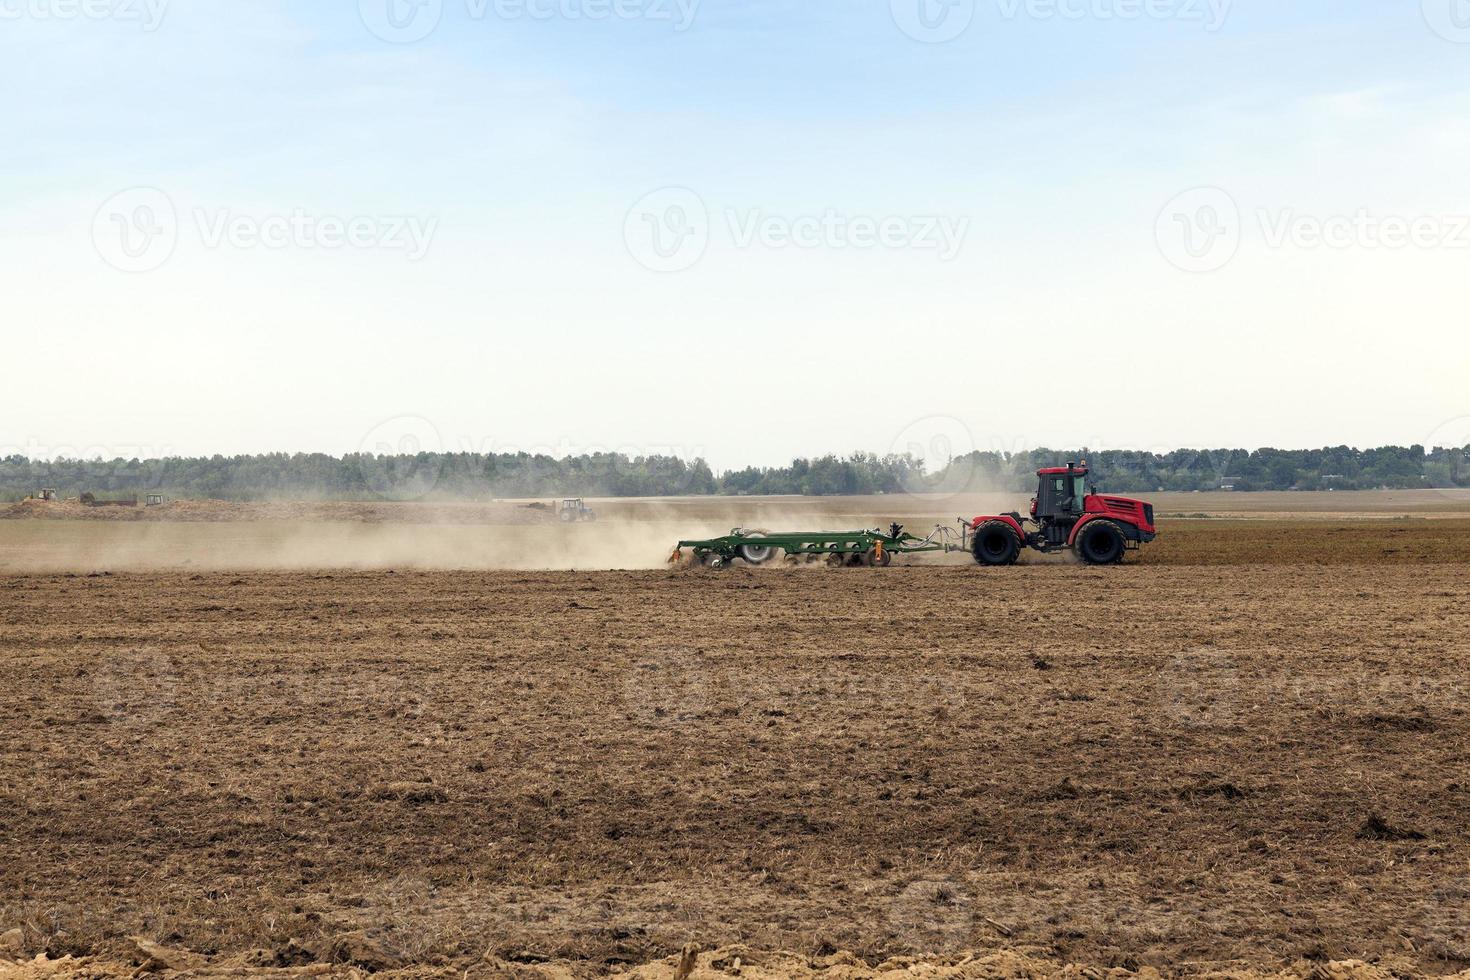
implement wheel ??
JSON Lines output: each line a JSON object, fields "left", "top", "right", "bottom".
{"left": 736, "top": 531, "right": 777, "bottom": 566}
{"left": 972, "top": 521, "right": 1021, "bottom": 567}
{"left": 692, "top": 551, "right": 727, "bottom": 569}
{"left": 863, "top": 546, "right": 893, "bottom": 567}
{"left": 1075, "top": 520, "right": 1127, "bottom": 565}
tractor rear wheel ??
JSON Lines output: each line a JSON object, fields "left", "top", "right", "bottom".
{"left": 1075, "top": 520, "right": 1127, "bottom": 565}
{"left": 972, "top": 521, "right": 1021, "bottom": 566}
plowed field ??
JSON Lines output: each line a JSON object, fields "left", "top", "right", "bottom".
{"left": 4, "top": 511, "right": 1470, "bottom": 976}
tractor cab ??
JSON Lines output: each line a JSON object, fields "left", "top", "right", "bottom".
{"left": 557, "top": 498, "right": 597, "bottom": 523}
{"left": 1033, "top": 464, "right": 1089, "bottom": 523}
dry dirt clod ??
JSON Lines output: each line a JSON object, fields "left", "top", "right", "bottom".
{"left": 0, "top": 928, "right": 23, "bottom": 956}
{"left": 370, "top": 782, "right": 449, "bottom": 804}
{"left": 1357, "top": 813, "right": 1426, "bottom": 842}
{"left": 128, "top": 937, "right": 206, "bottom": 973}
{"left": 329, "top": 931, "right": 401, "bottom": 971}
{"left": 673, "top": 941, "right": 701, "bottom": 980}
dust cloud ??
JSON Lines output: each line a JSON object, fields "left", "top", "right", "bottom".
{"left": 0, "top": 496, "right": 1016, "bottom": 574}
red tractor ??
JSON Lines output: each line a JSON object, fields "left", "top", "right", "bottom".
{"left": 969, "top": 461, "right": 1156, "bottom": 566}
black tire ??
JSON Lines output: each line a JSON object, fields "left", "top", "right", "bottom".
{"left": 1075, "top": 520, "right": 1127, "bottom": 565}
{"left": 972, "top": 521, "right": 1021, "bottom": 566}
{"left": 559, "top": 510, "right": 576, "bottom": 523}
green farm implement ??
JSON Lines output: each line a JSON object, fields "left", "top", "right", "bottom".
{"left": 670, "top": 523, "right": 971, "bottom": 569}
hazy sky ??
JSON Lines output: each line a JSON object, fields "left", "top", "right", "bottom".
{"left": 4, "top": 0, "right": 1469, "bottom": 470}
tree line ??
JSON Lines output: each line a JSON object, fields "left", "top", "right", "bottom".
{"left": 0, "top": 444, "right": 1465, "bottom": 502}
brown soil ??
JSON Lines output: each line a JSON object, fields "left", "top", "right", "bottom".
{"left": 3, "top": 534, "right": 1470, "bottom": 976}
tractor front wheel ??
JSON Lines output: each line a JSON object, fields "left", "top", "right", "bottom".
{"left": 1075, "top": 520, "right": 1127, "bottom": 565}
{"left": 972, "top": 521, "right": 1021, "bottom": 566}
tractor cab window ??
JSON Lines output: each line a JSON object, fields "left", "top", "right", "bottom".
{"left": 1074, "top": 474, "right": 1088, "bottom": 511}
